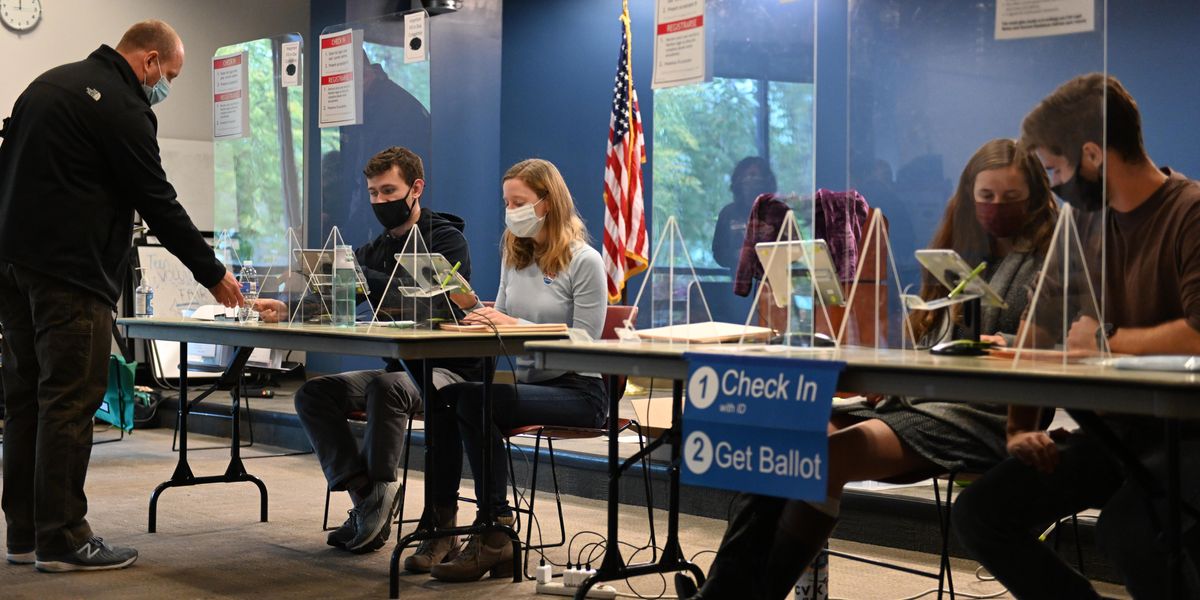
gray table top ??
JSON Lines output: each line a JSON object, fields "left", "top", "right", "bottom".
{"left": 528, "top": 340, "right": 1200, "bottom": 419}
{"left": 119, "top": 317, "right": 566, "bottom": 361}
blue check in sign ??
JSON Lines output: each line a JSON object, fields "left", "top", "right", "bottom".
{"left": 681, "top": 353, "right": 845, "bottom": 501}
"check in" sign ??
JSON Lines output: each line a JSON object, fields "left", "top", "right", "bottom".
{"left": 681, "top": 353, "right": 844, "bottom": 500}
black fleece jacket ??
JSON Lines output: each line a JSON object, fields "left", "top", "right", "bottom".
{"left": 0, "top": 45, "right": 224, "bottom": 307}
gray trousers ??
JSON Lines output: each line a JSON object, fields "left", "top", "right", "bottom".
{"left": 293, "top": 368, "right": 461, "bottom": 490}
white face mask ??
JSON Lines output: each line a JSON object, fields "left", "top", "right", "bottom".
{"left": 505, "top": 197, "right": 546, "bottom": 238}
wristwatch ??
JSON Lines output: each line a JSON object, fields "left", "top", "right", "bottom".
{"left": 1094, "top": 322, "right": 1117, "bottom": 349}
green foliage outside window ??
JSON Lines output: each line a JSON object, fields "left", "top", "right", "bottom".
{"left": 652, "top": 78, "right": 814, "bottom": 268}
{"left": 213, "top": 36, "right": 305, "bottom": 266}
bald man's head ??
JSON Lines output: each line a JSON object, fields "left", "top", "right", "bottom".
{"left": 117, "top": 20, "right": 182, "bottom": 62}
{"left": 116, "top": 20, "right": 185, "bottom": 90}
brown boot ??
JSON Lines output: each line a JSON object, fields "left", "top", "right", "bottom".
{"left": 403, "top": 505, "right": 460, "bottom": 573}
{"left": 429, "top": 515, "right": 516, "bottom": 583}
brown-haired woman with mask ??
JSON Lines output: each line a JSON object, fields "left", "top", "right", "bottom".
{"left": 676, "top": 138, "right": 1058, "bottom": 600}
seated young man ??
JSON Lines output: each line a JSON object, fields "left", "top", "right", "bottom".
{"left": 953, "top": 74, "right": 1200, "bottom": 600}
{"left": 257, "top": 146, "right": 479, "bottom": 556}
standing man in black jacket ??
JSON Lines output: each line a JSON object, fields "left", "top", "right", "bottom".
{"left": 0, "top": 20, "right": 243, "bottom": 573}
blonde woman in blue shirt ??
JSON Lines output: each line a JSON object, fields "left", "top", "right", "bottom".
{"left": 417, "top": 159, "right": 608, "bottom": 582}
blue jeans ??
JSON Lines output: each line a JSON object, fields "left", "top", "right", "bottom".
{"left": 430, "top": 374, "right": 606, "bottom": 518}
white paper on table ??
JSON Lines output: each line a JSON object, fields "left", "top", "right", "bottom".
{"left": 318, "top": 28, "right": 364, "bottom": 128}
{"left": 995, "top": 0, "right": 1094, "bottom": 40}
{"left": 651, "top": 0, "right": 708, "bottom": 89}
{"left": 281, "top": 41, "right": 301, "bottom": 87}
{"left": 404, "top": 11, "right": 428, "bottom": 64}
{"left": 212, "top": 51, "right": 249, "bottom": 140}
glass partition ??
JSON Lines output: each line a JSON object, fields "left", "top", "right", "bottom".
{"left": 319, "top": 10, "right": 432, "bottom": 246}
{"left": 212, "top": 33, "right": 305, "bottom": 273}
{"left": 846, "top": 0, "right": 1108, "bottom": 356}
{"left": 648, "top": 0, "right": 817, "bottom": 340}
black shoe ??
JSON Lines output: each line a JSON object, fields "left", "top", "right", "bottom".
{"left": 326, "top": 512, "right": 356, "bottom": 548}
{"left": 35, "top": 537, "right": 138, "bottom": 573}
{"left": 674, "top": 573, "right": 700, "bottom": 599}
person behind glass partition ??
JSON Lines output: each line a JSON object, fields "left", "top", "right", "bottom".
{"left": 712, "top": 156, "right": 778, "bottom": 270}
{"left": 676, "top": 138, "right": 1059, "bottom": 600}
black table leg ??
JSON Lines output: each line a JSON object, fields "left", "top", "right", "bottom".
{"left": 389, "top": 356, "right": 521, "bottom": 598}
{"left": 1167, "top": 418, "right": 1181, "bottom": 598}
{"left": 148, "top": 345, "right": 267, "bottom": 532}
{"left": 577, "top": 379, "right": 704, "bottom": 600}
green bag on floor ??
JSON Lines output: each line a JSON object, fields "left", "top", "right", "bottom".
{"left": 96, "top": 354, "right": 136, "bottom": 432}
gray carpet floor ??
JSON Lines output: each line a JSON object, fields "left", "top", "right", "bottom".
{"left": 0, "top": 427, "right": 1128, "bottom": 599}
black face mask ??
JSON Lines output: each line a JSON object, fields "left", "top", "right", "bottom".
{"left": 1051, "top": 165, "right": 1104, "bottom": 212}
{"left": 372, "top": 189, "right": 415, "bottom": 230}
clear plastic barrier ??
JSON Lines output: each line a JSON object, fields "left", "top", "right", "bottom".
{"left": 649, "top": 0, "right": 817, "bottom": 339}
{"left": 847, "top": 1, "right": 1108, "bottom": 357}
{"left": 319, "top": 10, "right": 432, "bottom": 245}
{"left": 211, "top": 33, "right": 305, "bottom": 285}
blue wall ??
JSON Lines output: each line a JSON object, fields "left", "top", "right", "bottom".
{"left": 304, "top": 0, "right": 1200, "bottom": 374}
{"left": 499, "top": 0, "right": 657, "bottom": 270}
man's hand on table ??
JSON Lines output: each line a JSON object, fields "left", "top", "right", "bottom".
{"left": 253, "top": 298, "right": 287, "bottom": 323}
{"left": 208, "top": 272, "right": 244, "bottom": 308}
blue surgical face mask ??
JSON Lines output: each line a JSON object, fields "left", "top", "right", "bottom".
{"left": 142, "top": 56, "right": 171, "bottom": 105}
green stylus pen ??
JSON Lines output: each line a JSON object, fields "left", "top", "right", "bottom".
{"left": 440, "top": 261, "right": 462, "bottom": 289}
{"left": 948, "top": 261, "right": 987, "bottom": 298}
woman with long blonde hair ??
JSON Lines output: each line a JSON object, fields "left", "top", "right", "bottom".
{"left": 416, "top": 158, "right": 608, "bottom": 583}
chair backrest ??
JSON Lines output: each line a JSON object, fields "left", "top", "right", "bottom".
{"left": 601, "top": 305, "right": 637, "bottom": 341}
{"left": 602, "top": 305, "right": 638, "bottom": 402}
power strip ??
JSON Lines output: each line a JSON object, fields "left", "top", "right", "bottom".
{"left": 535, "top": 582, "right": 618, "bottom": 599}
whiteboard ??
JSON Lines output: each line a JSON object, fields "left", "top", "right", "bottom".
{"left": 136, "top": 244, "right": 287, "bottom": 379}
{"left": 136, "top": 244, "right": 222, "bottom": 380}
{"left": 158, "top": 138, "right": 215, "bottom": 232}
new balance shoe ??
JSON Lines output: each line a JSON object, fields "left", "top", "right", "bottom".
{"left": 6, "top": 548, "right": 35, "bottom": 565}
{"left": 327, "top": 511, "right": 357, "bottom": 548}
{"left": 35, "top": 537, "right": 137, "bottom": 573}
{"left": 344, "top": 480, "right": 402, "bottom": 553}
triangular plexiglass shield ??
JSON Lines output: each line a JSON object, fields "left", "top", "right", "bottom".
{"left": 836, "top": 209, "right": 917, "bottom": 350}
{"left": 628, "top": 216, "right": 773, "bottom": 345}
{"left": 286, "top": 226, "right": 372, "bottom": 326}
{"left": 369, "top": 224, "right": 464, "bottom": 333}
{"left": 1010, "top": 204, "right": 1107, "bottom": 367}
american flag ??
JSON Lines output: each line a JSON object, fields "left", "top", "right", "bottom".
{"left": 602, "top": 6, "right": 648, "bottom": 303}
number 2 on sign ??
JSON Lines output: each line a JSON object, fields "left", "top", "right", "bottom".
{"left": 690, "top": 435, "right": 706, "bottom": 462}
